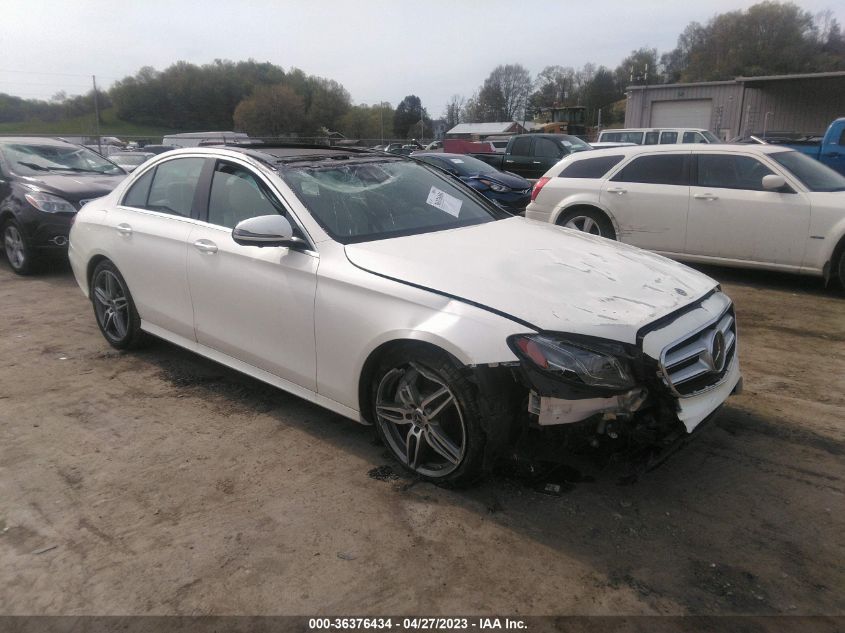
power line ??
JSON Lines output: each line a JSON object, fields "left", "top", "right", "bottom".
{"left": 0, "top": 81, "right": 92, "bottom": 87}
{"left": 0, "top": 68, "right": 121, "bottom": 79}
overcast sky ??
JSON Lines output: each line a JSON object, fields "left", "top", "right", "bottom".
{"left": 2, "top": 0, "right": 840, "bottom": 115}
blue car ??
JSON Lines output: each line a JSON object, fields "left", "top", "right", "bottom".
{"left": 411, "top": 152, "right": 532, "bottom": 214}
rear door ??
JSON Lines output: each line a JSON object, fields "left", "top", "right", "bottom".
{"left": 531, "top": 137, "right": 566, "bottom": 178}
{"left": 106, "top": 156, "right": 208, "bottom": 340}
{"left": 686, "top": 152, "right": 810, "bottom": 267}
{"left": 600, "top": 152, "right": 691, "bottom": 253}
{"left": 503, "top": 136, "right": 534, "bottom": 178}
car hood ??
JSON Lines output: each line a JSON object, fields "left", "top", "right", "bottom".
{"left": 18, "top": 173, "right": 127, "bottom": 203}
{"left": 466, "top": 171, "right": 530, "bottom": 190}
{"left": 344, "top": 218, "right": 717, "bottom": 343}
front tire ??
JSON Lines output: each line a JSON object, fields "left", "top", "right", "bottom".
{"left": 3, "top": 220, "right": 34, "bottom": 275}
{"left": 90, "top": 260, "right": 147, "bottom": 349}
{"left": 371, "top": 346, "right": 494, "bottom": 487}
{"left": 556, "top": 208, "right": 616, "bottom": 240}
{"left": 838, "top": 250, "right": 845, "bottom": 294}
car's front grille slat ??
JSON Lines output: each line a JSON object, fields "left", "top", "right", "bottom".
{"left": 658, "top": 303, "right": 737, "bottom": 397}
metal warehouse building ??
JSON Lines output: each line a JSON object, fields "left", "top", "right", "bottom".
{"left": 624, "top": 71, "right": 845, "bottom": 139}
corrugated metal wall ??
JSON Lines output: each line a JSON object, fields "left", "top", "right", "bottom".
{"left": 625, "top": 83, "right": 742, "bottom": 137}
{"left": 624, "top": 76, "right": 845, "bottom": 138}
{"left": 741, "top": 78, "right": 845, "bottom": 135}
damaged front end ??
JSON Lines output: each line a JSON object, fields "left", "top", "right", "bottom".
{"left": 502, "top": 291, "right": 742, "bottom": 454}
{"left": 505, "top": 332, "right": 693, "bottom": 451}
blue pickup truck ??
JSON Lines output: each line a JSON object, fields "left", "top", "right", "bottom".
{"left": 756, "top": 118, "right": 845, "bottom": 175}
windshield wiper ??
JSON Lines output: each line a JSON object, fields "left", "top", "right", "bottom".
{"left": 17, "top": 161, "right": 51, "bottom": 171}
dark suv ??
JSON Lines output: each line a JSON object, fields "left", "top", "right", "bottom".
{"left": 0, "top": 137, "right": 127, "bottom": 274}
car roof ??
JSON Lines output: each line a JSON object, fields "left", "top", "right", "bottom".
{"left": 160, "top": 144, "right": 403, "bottom": 169}
{"left": 599, "top": 128, "right": 708, "bottom": 133}
{"left": 569, "top": 143, "right": 794, "bottom": 159}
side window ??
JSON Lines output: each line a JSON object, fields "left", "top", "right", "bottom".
{"left": 145, "top": 157, "right": 205, "bottom": 216}
{"left": 510, "top": 136, "right": 532, "bottom": 156}
{"left": 660, "top": 131, "right": 678, "bottom": 144}
{"left": 622, "top": 132, "right": 644, "bottom": 144}
{"left": 837, "top": 128, "right": 845, "bottom": 145}
{"left": 207, "top": 161, "right": 284, "bottom": 229}
{"left": 534, "top": 137, "right": 562, "bottom": 158}
{"left": 697, "top": 154, "right": 774, "bottom": 191}
{"left": 611, "top": 154, "right": 689, "bottom": 186}
{"left": 601, "top": 132, "right": 621, "bottom": 142}
{"left": 644, "top": 132, "right": 659, "bottom": 145}
{"left": 683, "top": 131, "right": 707, "bottom": 144}
{"left": 559, "top": 155, "right": 625, "bottom": 179}
{"left": 122, "top": 168, "right": 155, "bottom": 208}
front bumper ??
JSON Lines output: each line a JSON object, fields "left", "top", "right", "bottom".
{"left": 521, "top": 290, "right": 741, "bottom": 436}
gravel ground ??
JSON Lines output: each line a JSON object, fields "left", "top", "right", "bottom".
{"left": 0, "top": 258, "right": 843, "bottom": 617}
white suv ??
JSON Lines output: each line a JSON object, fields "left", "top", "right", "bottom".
{"left": 526, "top": 144, "right": 845, "bottom": 287}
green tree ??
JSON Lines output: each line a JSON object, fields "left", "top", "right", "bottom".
{"left": 394, "top": 95, "right": 429, "bottom": 139}
{"left": 661, "top": 1, "right": 845, "bottom": 82}
{"left": 233, "top": 84, "right": 305, "bottom": 137}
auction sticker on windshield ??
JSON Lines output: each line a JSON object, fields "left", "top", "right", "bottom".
{"left": 426, "top": 186, "right": 462, "bottom": 217}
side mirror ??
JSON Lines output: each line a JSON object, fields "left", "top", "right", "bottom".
{"left": 232, "top": 215, "right": 307, "bottom": 249}
{"left": 762, "top": 174, "right": 787, "bottom": 191}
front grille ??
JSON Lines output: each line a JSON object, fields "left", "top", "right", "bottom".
{"left": 658, "top": 304, "right": 736, "bottom": 397}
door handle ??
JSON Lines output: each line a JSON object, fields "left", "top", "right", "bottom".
{"left": 694, "top": 193, "right": 719, "bottom": 201}
{"left": 505, "top": 160, "right": 514, "bottom": 163}
{"left": 533, "top": 161, "right": 542, "bottom": 164}
{"left": 116, "top": 223, "right": 132, "bottom": 236}
{"left": 193, "top": 239, "right": 218, "bottom": 254}
{"left": 606, "top": 187, "right": 627, "bottom": 195}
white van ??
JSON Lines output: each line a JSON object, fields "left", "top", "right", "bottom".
{"left": 597, "top": 128, "right": 720, "bottom": 145}
{"left": 161, "top": 131, "right": 251, "bottom": 148}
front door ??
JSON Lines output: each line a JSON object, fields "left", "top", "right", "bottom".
{"left": 186, "top": 159, "right": 318, "bottom": 391}
{"left": 685, "top": 153, "right": 811, "bottom": 267}
{"left": 503, "top": 136, "right": 534, "bottom": 178}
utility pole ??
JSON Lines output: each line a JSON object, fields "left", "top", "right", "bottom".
{"left": 92, "top": 75, "right": 101, "bottom": 154}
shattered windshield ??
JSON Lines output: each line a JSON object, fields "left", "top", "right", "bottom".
{"left": 281, "top": 159, "right": 508, "bottom": 244}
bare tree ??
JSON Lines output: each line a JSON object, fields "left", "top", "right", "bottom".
{"left": 443, "top": 94, "right": 465, "bottom": 128}
{"left": 475, "top": 64, "right": 532, "bottom": 121}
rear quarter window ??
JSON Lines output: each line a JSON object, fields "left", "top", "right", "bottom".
{"left": 558, "top": 155, "right": 624, "bottom": 179}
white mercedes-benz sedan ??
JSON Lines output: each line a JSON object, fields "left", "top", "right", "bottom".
{"left": 69, "top": 145, "right": 742, "bottom": 485}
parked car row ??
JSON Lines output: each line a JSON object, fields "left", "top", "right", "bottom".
{"left": 6, "top": 135, "right": 841, "bottom": 486}
{"left": 57, "top": 142, "right": 743, "bottom": 486}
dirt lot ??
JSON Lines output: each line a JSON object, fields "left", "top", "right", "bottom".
{"left": 0, "top": 258, "right": 843, "bottom": 617}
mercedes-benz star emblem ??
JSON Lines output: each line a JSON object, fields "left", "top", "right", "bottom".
{"left": 711, "top": 330, "right": 726, "bottom": 372}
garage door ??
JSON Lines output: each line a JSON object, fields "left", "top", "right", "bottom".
{"left": 650, "top": 100, "right": 713, "bottom": 129}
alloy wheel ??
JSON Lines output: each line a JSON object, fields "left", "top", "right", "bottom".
{"left": 4, "top": 225, "right": 26, "bottom": 270}
{"left": 375, "top": 362, "right": 466, "bottom": 478}
{"left": 564, "top": 215, "right": 603, "bottom": 236}
{"left": 92, "top": 270, "right": 130, "bottom": 342}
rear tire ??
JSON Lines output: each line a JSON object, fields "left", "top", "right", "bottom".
{"left": 371, "top": 345, "right": 506, "bottom": 487}
{"left": 90, "top": 260, "right": 148, "bottom": 350}
{"left": 556, "top": 208, "right": 616, "bottom": 240}
{"left": 3, "top": 219, "right": 34, "bottom": 275}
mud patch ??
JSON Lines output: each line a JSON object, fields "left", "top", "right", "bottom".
{"left": 367, "top": 465, "right": 400, "bottom": 482}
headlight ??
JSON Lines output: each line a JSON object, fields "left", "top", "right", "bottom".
{"left": 24, "top": 192, "right": 76, "bottom": 214}
{"left": 508, "top": 334, "right": 635, "bottom": 390}
{"left": 478, "top": 179, "right": 510, "bottom": 193}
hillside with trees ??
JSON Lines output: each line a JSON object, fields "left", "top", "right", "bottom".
{"left": 0, "top": 1, "right": 842, "bottom": 137}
